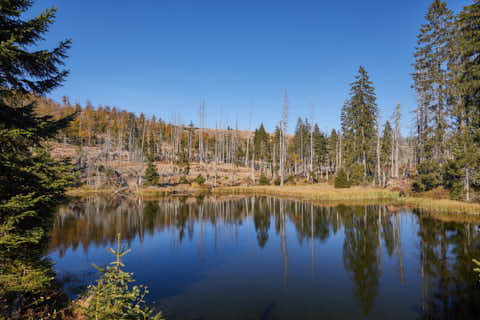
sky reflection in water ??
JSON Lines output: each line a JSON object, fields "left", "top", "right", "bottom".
{"left": 48, "top": 196, "right": 480, "bottom": 320}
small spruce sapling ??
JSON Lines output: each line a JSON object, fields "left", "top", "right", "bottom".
{"left": 259, "top": 173, "right": 270, "bottom": 185}
{"left": 81, "top": 233, "right": 164, "bottom": 320}
{"left": 195, "top": 174, "right": 205, "bottom": 185}
{"left": 143, "top": 155, "right": 159, "bottom": 186}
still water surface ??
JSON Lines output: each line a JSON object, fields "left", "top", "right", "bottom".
{"left": 48, "top": 196, "right": 480, "bottom": 319}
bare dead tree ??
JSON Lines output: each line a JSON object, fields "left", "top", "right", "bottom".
{"left": 245, "top": 103, "right": 253, "bottom": 166}
{"left": 199, "top": 100, "right": 205, "bottom": 163}
{"left": 309, "top": 91, "right": 314, "bottom": 182}
{"left": 280, "top": 89, "right": 288, "bottom": 186}
{"left": 376, "top": 116, "right": 381, "bottom": 185}
{"left": 394, "top": 103, "right": 401, "bottom": 178}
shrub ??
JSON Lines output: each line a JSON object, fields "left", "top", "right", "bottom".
{"left": 412, "top": 160, "right": 441, "bottom": 192}
{"left": 348, "top": 163, "right": 364, "bottom": 186}
{"left": 443, "top": 159, "right": 464, "bottom": 200}
{"left": 259, "top": 173, "right": 270, "bottom": 185}
{"left": 143, "top": 156, "right": 159, "bottom": 186}
{"left": 334, "top": 168, "right": 350, "bottom": 188}
{"left": 195, "top": 174, "right": 205, "bottom": 185}
{"left": 286, "top": 175, "right": 296, "bottom": 185}
{"left": 274, "top": 177, "right": 281, "bottom": 185}
{"left": 179, "top": 175, "right": 189, "bottom": 184}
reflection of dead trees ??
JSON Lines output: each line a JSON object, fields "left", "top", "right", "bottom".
{"left": 279, "top": 199, "right": 288, "bottom": 289}
{"left": 395, "top": 213, "right": 404, "bottom": 285}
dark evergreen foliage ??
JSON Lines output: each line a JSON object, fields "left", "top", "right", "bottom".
{"left": 443, "top": 160, "right": 464, "bottom": 200}
{"left": 335, "top": 168, "right": 351, "bottom": 188}
{"left": 259, "top": 173, "right": 270, "bottom": 185}
{"left": 412, "top": 161, "right": 442, "bottom": 192}
{"left": 341, "top": 66, "right": 378, "bottom": 177}
{"left": 195, "top": 174, "right": 205, "bottom": 185}
{"left": 0, "top": 1, "right": 76, "bottom": 317}
{"left": 349, "top": 163, "right": 364, "bottom": 186}
{"left": 143, "top": 156, "right": 159, "bottom": 186}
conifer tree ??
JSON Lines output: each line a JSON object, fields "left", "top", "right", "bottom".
{"left": 328, "top": 129, "right": 339, "bottom": 174}
{"left": 334, "top": 168, "right": 350, "bottom": 188}
{"left": 312, "top": 124, "right": 327, "bottom": 177}
{"left": 381, "top": 121, "right": 393, "bottom": 176}
{"left": 341, "top": 66, "right": 378, "bottom": 179}
{"left": 0, "top": 0, "right": 74, "bottom": 317}
{"left": 413, "top": 0, "right": 454, "bottom": 162}
{"left": 82, "top": 234, "right": 164, "bottom": 320}
{"left": 449, "top": 0, "right": 480, "bottom": 201}
{"left": 143, "top": 154, "right": 159, "bottom": 186}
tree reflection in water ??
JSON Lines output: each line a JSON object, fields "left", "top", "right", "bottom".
{"left": 49, "top": 196, "right": 480, "bottom": 320}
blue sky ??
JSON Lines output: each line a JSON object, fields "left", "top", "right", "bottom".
{"left": 32, "top": 0, "right": 469, "bottom": 134}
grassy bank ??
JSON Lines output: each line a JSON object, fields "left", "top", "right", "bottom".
{"left": 68, "top": 184, "right": 480, "bottom": 215}
{"left": 214, "top": 184, "right": 480, "bottom": 215}
{"left": 66, "top": 185, "right": 212, "bottom": 198}
{"left": 397, "top": 197, "right": 480, "bottom": 215}
{"left": 214, "top": 185, "right": 399, "bottom": 201}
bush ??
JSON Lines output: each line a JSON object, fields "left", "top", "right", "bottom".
{"left": 195, "top": 174, "right": 205, "bottom": 185}
{"left": 179, "top": 175, "right": 189, "bottom": 184}
{"left": 274, "top": 177, "right": 281, "bottom": 185}
{"left": 334, "top": 168, "right": 350, "bottom": 188}
{"left": 286, "top": 175, "right": 296, "bottom": 185}
{"left": 443, "top": 160, "right": 464, "bottom": 200}
{"left": 348, "top": 163, "right": 364, "bottom": 186}
{"left": 259, "top": 173, "right": 270, "bottom": 185}
{"left": 143, "top": 156, "right": 159, "bottom": 186}
{"left": 412, "top": 160, "right": 441, "bottom": 192}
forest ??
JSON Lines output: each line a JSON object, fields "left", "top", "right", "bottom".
{"left": 1, "top": 0, "right": 480, "bottom": 319}
{"left": 35, "top": 0, "right": 479, "bottom": 201}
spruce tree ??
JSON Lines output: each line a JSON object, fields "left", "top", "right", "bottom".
{"left": 312, "top": 124, "right": 327, "bottom": 175}
{"left": 413, "top": 0, "right": 453, "bottom": 162}
{"left": 334, "top": 168, "right": 350, "bottom": 188}
{"left": 381, "top": 121, "right": 393, "bottom": 176}
{"left": 0, "top": 1, "right": 74, "bottom": 317}
{"left": 143, "top": 155, "right": 159, "bottom": 186}
{"left": 341, "top": 66, "right": 378, "bottom": 179}
{"left": 449, "top": 0, "right": 480, "bottom": 201}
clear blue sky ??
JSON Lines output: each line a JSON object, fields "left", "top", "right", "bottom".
{"left": 32, "top": 0, "right": 469, "bottom": 134}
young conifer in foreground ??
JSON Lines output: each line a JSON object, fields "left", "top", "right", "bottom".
{"left": 81, "top": 233, "right": 164, "bottom": 320}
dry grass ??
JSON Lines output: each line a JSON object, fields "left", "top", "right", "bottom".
{"left": 137, "top": 185, "right": 211, "bottom": 199}
{"left": 214, "top": 184, "right": 480, "bottom": 215}
{"left": 397, "top": 197, "right": 480, "bottom": 215}
{"left": 68, "top": 183, "right": 480, "bottom": 215}
{"left": 214, "top": 184, "right": 399, "bottom": 201}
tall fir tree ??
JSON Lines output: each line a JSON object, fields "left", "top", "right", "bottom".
{"left": 380, "top": 121, "right": 393, "bottom": 176}
{"left": 341, "top": 66, "right": 378, "bottom": 179}
{"left": 312, "top": 124, "right": 327, "bottom": 175}
{"left": 0, "top": 1, "right": 74, "bottom": 317}
{"left": 449, "top": 0, "right": 480, "bottom": 200}
{"left": 413, "top": 0, "right": 454, "bottom": 162}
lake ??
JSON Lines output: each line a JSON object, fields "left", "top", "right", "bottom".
{"left": 48, "top": 196, "right": 480, "bottom": 319}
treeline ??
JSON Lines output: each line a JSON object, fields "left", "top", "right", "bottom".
{"left": 37, "top": 91, "right": 407, "bottom": 187}
{"left": 411, "top": 0, "right": 480, "bottom": 200}
{"left": 38, "top": 0, "right": 480, "bottom": 200}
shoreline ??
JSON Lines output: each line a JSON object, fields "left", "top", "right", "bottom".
{"left": 66, "top": 184, "right": 480, "bottom": 215}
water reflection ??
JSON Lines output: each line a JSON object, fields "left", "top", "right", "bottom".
{"left": 48, "top": 196, "right": 480, "bottom": 320}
